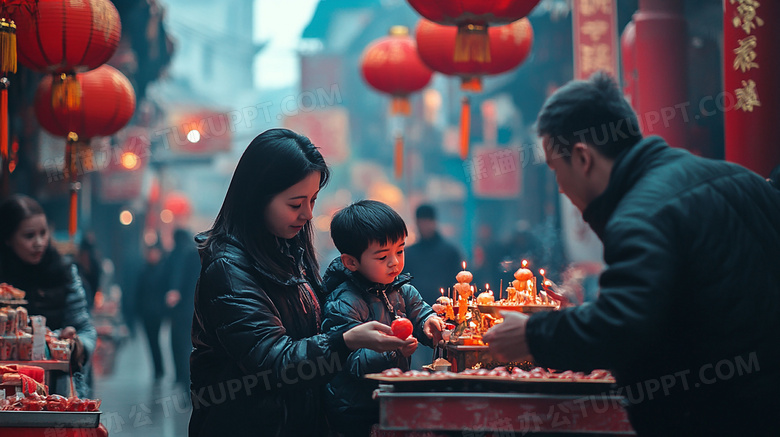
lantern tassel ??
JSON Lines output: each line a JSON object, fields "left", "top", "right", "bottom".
{"left": 52, "top": 73, "right": 82, "bottom": 111}
{"left": 65, "top": 133, "right": 81, "bottom": 239}
{"left": 460, "top": 77, "right": 482, "bottom": 92}
{"left": 0, "top": 19, "right": 16, "bottom": 75}
{"left": 455, "top": 24, "right": 490, "bottom": 63}
{"left": 394, "top": 134, "right": 404, "bottom": 179}
{"left": 390, "top": 96, "right": 411, "bottom": 116}
{"left": 460, "top": 96, "right": 470, "bottom": 160}
{"left": 1, "top": 79, "right": 8, "bottom": 169}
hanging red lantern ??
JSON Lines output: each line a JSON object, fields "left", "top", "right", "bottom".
{"left": 34, "top": 64, "right": 136, "bottom": 138}
{"left": 415, "top": 18, "right": 533, "bottom": 158}
{"left": 34, "top": 64, "right": 136, "bottom": 237}
{"left": 407, "top": 0, "right": 539, "bottom": 63}
{"left": 360, "top": 26, "right": 433, "bottom": 178}
{"left": 12, "top": 0, "right": 121, "bottom": 110}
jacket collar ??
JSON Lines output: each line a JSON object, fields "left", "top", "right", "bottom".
{"left": 582, "top": 136, "right": 675, "bottom": 239}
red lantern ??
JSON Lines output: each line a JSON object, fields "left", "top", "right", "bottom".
{"left": 361, "top": 26, "right": 433, "bottom": 116}
{"left": 415, "top": 18, "right": 533, "bottom": 158}
{"left": 360, "top": 26, "right": 433, "bottom": 178}
{"left": 416, "top": 18, "right": 533, "bottom": 91}
{"left": 12, "top": 0, "right": 121, "bottom": 110}
{"left": 407, "top": 0, "right": 539, "bottom": 62}
{"left": 34, "top": 64, "right": 135, "bottom": 237}
{"left": 34, "top": 64, "right": 136, "bottom": 138}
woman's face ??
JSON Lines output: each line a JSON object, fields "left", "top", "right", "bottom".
{"left": 7, "top": 214, "right": 50, "bottom": 265}
{"left": 264, "top": 172, "right": 321, "bottom": 239}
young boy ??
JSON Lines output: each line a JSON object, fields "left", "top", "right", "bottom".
{"left": 322, "top": 200, "right": 445, "bottom": 437}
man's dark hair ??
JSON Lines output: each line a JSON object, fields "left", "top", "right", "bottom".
{"left": 415, "top": 204, "right": 436, "bottom": 220}
{"left": 331, "top": 200, "right": 407, "bottom": 259}
{"left": 536, "top": 71, "right": 642, "bottom": 160}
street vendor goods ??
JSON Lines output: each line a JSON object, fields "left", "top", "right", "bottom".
{"left": 375, "top": 366, "right": 615, "bottom": 382}
{"left": 0, "top": 283, "right": 25, "bottom": 301}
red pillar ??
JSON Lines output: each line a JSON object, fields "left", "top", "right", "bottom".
{"left": 620, "top": 21, "right": 638, "bottom": 109}
{"left": 633, "top": 0, "right": 687, "bottom": 149}
{"left": 723, "top": 1, "right": 780, "bottom": 177}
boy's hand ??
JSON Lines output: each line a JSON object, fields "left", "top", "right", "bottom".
{"left": 423, "top": 315, "right": 446, "bottom": 343}
{"left": 343, "top": 321, "right": 415, "bottom": 352}
{"left": 399, "top": 336, "right": 418, "bottom": 357}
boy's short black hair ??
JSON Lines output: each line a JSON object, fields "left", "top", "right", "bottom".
{"left": 331, "top": 200, "right": 408, "bottom": 259}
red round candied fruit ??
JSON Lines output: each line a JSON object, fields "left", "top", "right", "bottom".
{"left": 391, "top": 317, "right": 413, "bottom": 339}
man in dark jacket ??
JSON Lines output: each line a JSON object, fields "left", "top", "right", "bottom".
{"left": 165, "top": 228, "right": 200, "bottom": 387}
{"left": 484, "top": 72, "right": 780, "bottom": 436}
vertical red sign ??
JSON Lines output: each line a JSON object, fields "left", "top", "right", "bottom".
{"left": 573, "top": 0, "right": 619, "bottom": 80}
{"left": 723, "top": 0, "right": 779, "bottom": 177}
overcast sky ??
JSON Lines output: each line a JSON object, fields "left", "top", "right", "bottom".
{"left": 254, "top": 0, "right": 320, "bottom": 89}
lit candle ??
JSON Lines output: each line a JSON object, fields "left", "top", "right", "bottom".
{"left": 540, "top": 269, "right": 548, "bottom": 291}
{"left": 440, "top": 288, "right": 445, "bottom": 296}
{"left": 456, "top": 261, "right": 473, "bottom": 284}
{"left": 499, "top": 279, "right": 503, "bottom": 301}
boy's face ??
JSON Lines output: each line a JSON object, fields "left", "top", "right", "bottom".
{"left": 342, "top": 237, "right": 406, "bottom": 285}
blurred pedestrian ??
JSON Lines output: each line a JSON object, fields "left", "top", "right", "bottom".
{"left": 0, "top": 194, "right": 97, "bottom": 397}
{"left": 75, "top": 232, "right": 102, "bottom": 308}
{"left": 165, "top": 228, "right": 200, "bottom": 387}
{"left": 404, "top": 204, "right": 463, "bottom": 304}
{"left": 135, "top": 237, "right": 168, "bottom": 381}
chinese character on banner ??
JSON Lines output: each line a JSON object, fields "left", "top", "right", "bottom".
{"left": 573, "top": 0, "right": 618, "bottom": 79}
{"left": 472, "top": 147, "right": 521, "bottom": 198}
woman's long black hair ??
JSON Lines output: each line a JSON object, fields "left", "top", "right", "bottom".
{"left": 198, "top": 128, "right": 330, "bottom": 282}
{"left": 0, "top": 194, "right": 71, "bottom": 290}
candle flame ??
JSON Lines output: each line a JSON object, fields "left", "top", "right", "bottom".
{"left": 485, "top": 283, "right": 490, "bottom": 290}
{"left": 462, "top": 261, "right": 467, "bottom": 270}
{"left": 521, "top": 259, "right": 528, "bottom": 268}
{"left": 539, "top": 268, "right": 545, "bottom": 275}
{"left": 440, "top": 288, "right": 444, "bottom": 295}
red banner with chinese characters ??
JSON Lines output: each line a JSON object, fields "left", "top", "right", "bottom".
{"left": 724, "top": 0, "right": 779, "bottom": 177}
{"left": 470, "top": 146, "right": 521, "bottom": 199}
{"left": 572, "top": 0, "right": 618, "bottom": 80}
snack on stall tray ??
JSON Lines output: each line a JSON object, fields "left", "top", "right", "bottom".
{"left": 376, "top": 366, "right": 615, "bottom": 382}
{"left": 0, "top": 283, "right": 25, "bottom": 301}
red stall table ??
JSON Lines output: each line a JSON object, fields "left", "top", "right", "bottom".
{"left": 369, "top": 372, "right": 636, "bottom": 436}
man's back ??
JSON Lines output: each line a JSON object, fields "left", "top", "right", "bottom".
{"left": 527, "top": 137, "right": 780, "bottom": 435}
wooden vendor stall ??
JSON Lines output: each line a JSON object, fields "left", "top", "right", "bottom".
{"left": 370, "top": 373, "right": 635, "bottom": 436}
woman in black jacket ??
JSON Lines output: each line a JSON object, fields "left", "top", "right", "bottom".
{"left": 189, "top": 128, "right": 412, "bottom": 436}
{"left": 0, "top": 194, "right": 97, "bottom": 397}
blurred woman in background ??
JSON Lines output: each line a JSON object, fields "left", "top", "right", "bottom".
{"left": 0, "top": 194, "right": 97, "bottom": 397}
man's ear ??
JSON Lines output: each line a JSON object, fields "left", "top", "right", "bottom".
{"left": 571, "top": 142, "right": 593, "bottom": 175}
{"left": 341, "top": 253, "right": 360, "bottom": 272}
